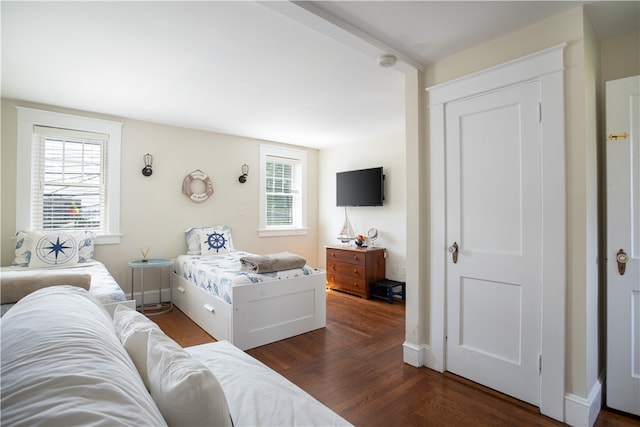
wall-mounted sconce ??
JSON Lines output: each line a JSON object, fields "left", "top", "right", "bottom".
{"left": 142, "top": 153, "right": 153, "bottom": 177}
{"left": 238, "top": 164, "right": 249, "bottom": 183}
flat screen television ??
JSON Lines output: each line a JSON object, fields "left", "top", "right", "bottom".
{"left": 336, "top": 167, "right": 384, "bottom": 207}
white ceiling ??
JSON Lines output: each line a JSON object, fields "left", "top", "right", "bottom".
{"left": 2, "top": 1, "right": 638, "bottom": 149}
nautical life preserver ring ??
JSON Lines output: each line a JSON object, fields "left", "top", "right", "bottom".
{"left": 182, "top": 169, "right": 214, "bottom": 203}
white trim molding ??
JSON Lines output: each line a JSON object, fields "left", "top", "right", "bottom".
{"left": 402, "top": 341, "right": 427, "bottom": 368}
{"left": 564, "top": 378, "right": 602, "bottom": 427}
{"left": 15, "top": 107, "right": 122, "bottom": 244}
{"left": 258, "top": 144, "right": 308, "bottom": 237}
{"left": 426, "top": 43, "right": 567, "bottom": 422}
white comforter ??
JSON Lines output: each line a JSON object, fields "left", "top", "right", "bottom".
{"left": 187, "top": 341, "right": 353, "bottom": 426}
{"left": 0, "top": 286, "right": 167, "bottom": 426}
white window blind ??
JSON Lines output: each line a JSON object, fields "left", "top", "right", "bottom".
{"left": 32, "top": 125, "right": 108, "bottom": 232}
{"left": 259, "top": 144, "right": 307, "bottom": 237}
{"left": 266, "top": 155, "right": 300, "bottom": 227}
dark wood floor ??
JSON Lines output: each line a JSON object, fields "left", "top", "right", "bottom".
{"left": 152, "top": 290, "right": 639, "bottom": 426}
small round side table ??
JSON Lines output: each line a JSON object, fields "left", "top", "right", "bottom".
{"left": 128, "top": 258, "right": 173, "bottom": 316}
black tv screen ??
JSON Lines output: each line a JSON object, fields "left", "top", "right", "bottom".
{"left": 336, "top": 167, "right": 384, "bottom": 207}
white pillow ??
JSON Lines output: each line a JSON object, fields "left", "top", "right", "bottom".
{"left": 147, "top": 329, "right": 233, "bottom": 427}
{"left": 75, "top": 230, "right": 96, "bottom": 263}
{"left": 12, "top": 231, "right": 31, "bottom": 266}
{"left": 13, "top": 230, "right": 95, "bottom": 266}
{"left": 28, "top": 231, "right": 79, "bottom": 269}
{"left": 113, "top": 304, "right": 163, "bottom": 388}
{"left": 185, "top": 225, "right": 234, "bottom": 255}
{"left": 199, "top": 227, "right": 233, "bottom": 255}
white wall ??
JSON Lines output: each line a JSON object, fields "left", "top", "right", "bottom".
{"left": 1, "top": 99, "right": 320, "bottom": 294}
{"left": 318, "top": 132, "right": 406, "bottom": 281}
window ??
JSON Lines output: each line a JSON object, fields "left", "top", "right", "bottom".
{"left": 259, "top": 145, "right": 307, "bottom": 236}
{"left": 16, "top": 107, "right": 122, "bottom": 244}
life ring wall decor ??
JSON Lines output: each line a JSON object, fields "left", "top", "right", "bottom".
{"left": 182, "top": 169, "right": 214, "bottom": 203}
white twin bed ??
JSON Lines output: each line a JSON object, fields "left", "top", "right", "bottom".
{"left": 171, "top": 226, "right": 327, "bottom": 350}
{"left": 1, "top": 230, "right": 134, "bottom": 317}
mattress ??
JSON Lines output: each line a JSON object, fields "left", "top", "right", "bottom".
{"left": 174, "top": 251, "right": 321, "bottom": 304}
{"left": 1, "top": 261, "right": 126, "bottom": 316}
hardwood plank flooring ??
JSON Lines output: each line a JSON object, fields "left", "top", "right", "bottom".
{"left": 152, "top": 290, "right": 639, "bottom": 426}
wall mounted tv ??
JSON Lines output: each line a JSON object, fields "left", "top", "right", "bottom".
{"left": 336, "top": 167, "right": 384, "bottom": 207}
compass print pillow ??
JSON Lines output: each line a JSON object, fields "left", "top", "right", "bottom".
{"left": 28, "top": 232, "right": 79, "bottom": 269}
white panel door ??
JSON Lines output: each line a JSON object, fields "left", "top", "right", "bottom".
{"left": 606, "top": 75, "right": 640, "bottom": 417}
{"left": 446, "top": 81, "right": 542, "bottom": 406}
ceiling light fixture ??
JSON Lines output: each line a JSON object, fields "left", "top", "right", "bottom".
{"left": 377, "top": 54, "right": 397, "bottom": 68}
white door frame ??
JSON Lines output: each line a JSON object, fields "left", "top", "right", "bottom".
{"left": 426, "top": 44, "right": 566, "bottom": 421}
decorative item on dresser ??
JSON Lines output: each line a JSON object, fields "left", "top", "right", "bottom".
{"left": 326, "top": 246, "right": 385, "bottom": 299}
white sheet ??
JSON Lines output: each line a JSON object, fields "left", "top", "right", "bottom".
{"left": 187, "top": 341, "right": 352, "bottom": 427}
{"left": 0, "top": 286, "right": 167, "bottom": 426}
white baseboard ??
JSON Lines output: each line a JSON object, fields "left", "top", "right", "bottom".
{"left": 131, "top": 287, "right": 172, "bottom": 306}
{"left": 403, "top": 341, "right": 427, "bottom": 367}
{"left": 564, "top": 379, "right": 602, "bottom": 427}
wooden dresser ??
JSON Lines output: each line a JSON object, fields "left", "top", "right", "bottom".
{"left": 326, "top": 246, "right": 386, "bottom": 299}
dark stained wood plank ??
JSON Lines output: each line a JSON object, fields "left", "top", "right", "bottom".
{"left": 150, "top": 305, "right": 215, "bottom": 348}
{"left": 152, "top": 289, "right": 640, "bottom": 426}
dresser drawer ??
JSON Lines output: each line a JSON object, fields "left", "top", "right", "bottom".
{"left": 326, "top": 273, "right": 367, "bottom": 298}
{"left": 326, "top": 248, "right": 366, "bottom": 265}
{"left": 327, "top": 261, "right": 365, "bottom": 279}
{"left": 326, "top": 246, "right": 386, "bottom": 299}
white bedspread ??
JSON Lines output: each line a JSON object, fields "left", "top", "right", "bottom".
{"left": 1, "top": 261, "right": 126, "bottom": 316}
{"left": 175, "top": 251, "right": 321, "bottom": 304}
{"left": 1, "top": 286, "right": 167, "bottom": 426}
{"left": 187, "top": 341, "right": 352, "bottom": 427}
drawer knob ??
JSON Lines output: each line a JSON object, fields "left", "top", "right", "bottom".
{"left": 203, "top": 304, "right": 215, "bottom": 313}
{"left": 177, "top": 286, "right": 186, "bottom": 294}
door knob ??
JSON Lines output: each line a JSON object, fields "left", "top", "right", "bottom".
{"left": 448, "top": 242, "right": 459, "bottom": 264}
{"left": 616, "top": 249, "right": 628, "bottom": 275}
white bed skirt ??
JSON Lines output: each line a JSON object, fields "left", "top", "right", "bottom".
{"left": 171, "top": 270, "right": 327, "bottom": 350}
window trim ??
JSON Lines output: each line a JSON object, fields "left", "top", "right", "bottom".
{"left": 258, "top": 144, "right": 308, "bottom": 237}
{"left": 16, "top": 107, "right": 122, "bottom": 244}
